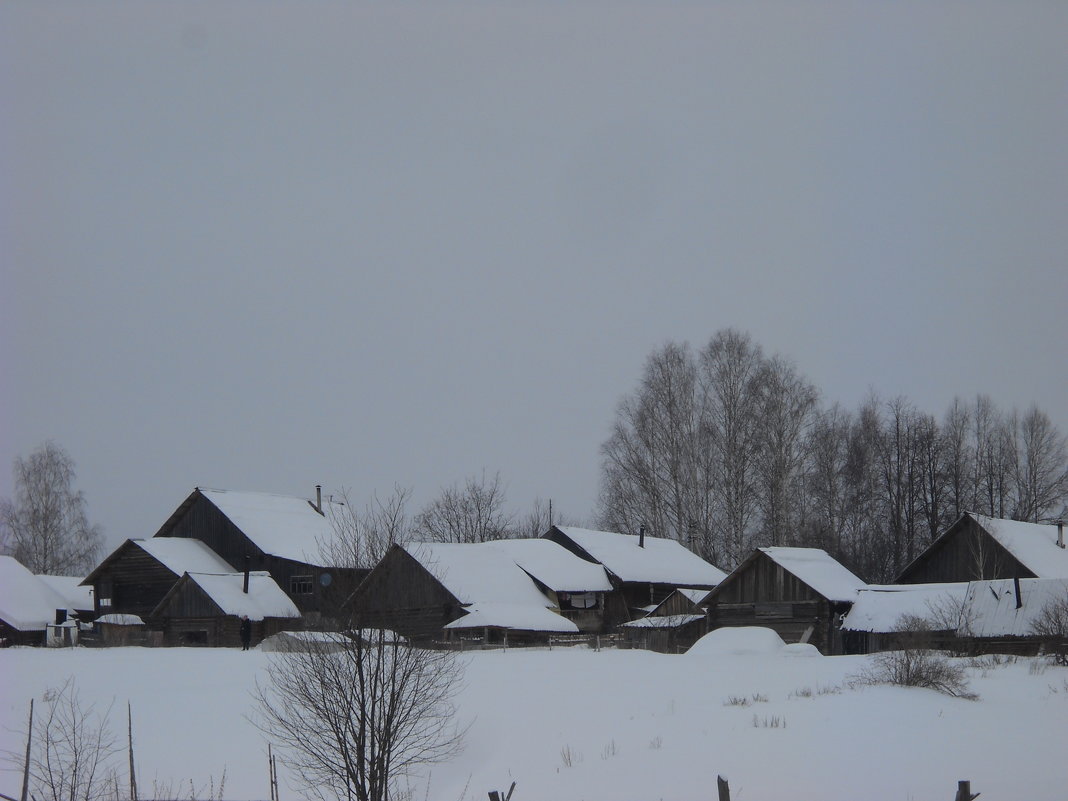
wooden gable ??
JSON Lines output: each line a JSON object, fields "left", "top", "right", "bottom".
{"left": 82, "top": 540, "right": 184, "bottom": 617}
{"left": 897, "top": 514, "right": 1034, "bottom": 585}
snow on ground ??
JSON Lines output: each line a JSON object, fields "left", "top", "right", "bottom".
{"left": 2, "top": 643, "right": 1067, "bottom": 800}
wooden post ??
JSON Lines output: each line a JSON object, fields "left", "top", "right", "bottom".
{"left": 20, "top": 699, "right": 33, "bottom": 801}
{"left": 717, "top": 775, "right": 730, "bottom": 801}
{"left": 128, "top": 701, "right": 138, "bottom": 801}
{"left": 955, "top": 779, "right": 979, "bottom": 801}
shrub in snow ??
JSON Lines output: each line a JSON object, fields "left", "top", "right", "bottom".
{"left": 687, "top": 626, "right": 786, "bottom": 656}
{"left": 855, "top": 649, "right": 978, "bottom": 700}
{"left": 1030, "top": 594, "right": 1068, "bottom": 666}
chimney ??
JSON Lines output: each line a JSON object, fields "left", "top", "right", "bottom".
{"left": 243, "top": 555, "right": 250, "bottom": 594}
{"left": 1058, "top": 521, "right": 1065, "bottom": 549}
{"left": 1013, "top": 575, "right": 1022, "bottom": 610}
{"left": 639, "top": 524, "right": 645, "bottom": 549}
{"left": 315, "top": 485, "right": 323, "bottom": 514}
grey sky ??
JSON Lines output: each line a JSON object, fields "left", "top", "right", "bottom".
{"left": 3, "top": 2, "right": 1067, "bottom": 555}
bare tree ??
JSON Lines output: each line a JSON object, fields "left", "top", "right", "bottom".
{"left": 414, "top": 471, "right": 515, "bottom": 543}
{"left": 1030, "top": 593, "right": 1068, "bottom": 665}
{"left": 25, "top": 679, "right": 121, "bottom": 801}
{"left": 321, "top": 486, "right": 413, "bottom": 571}
{"left": 1, "top": 442, "right": 103, "bottom": 575}
{"left": 253, "top": 630, "right": 465, "bottom": 801}
{"left": 1012, "top": 406, "right": 1068, "bottom": 523}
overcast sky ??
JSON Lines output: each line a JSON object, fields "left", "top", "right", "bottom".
{"left": 3, "top": 1, "right": 1066, "bottom": 556}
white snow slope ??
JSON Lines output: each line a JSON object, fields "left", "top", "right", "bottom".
{"left": 1, "top": 643, "right": 1066, "bottom": 800}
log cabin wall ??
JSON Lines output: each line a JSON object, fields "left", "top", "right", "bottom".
{"left": 91, "top": 544, "right": 183, "bottom": 617}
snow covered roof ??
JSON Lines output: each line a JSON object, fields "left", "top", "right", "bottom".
{"left": 403, "top": 542, "right": 556, "bottom": 609}
{"left": 959, "top": 577, "right": 1068, "bottom": 638}
{"left": 0, "top": 556, "right": 71, "bottom": 631}
{"left": 758, "top": 547, "right": 867, "bottom": 603}
{"left": 483, "top": 539, "right": 613, "bottom": 592}
{"left": 196, "top": 488, "right": 345, "bottom": 567}
{"left": 550, "top": 527, "right": 727, "bottom": 587}
{"left": 444, "top": 603, "right": 578, "bottom": 633}
{"left": 137, "top": 538, "right": 236, "bottom": 575}
{"left": 621, "top": 614, "right": 704, "bottom": 629}
{"left": 679, "top": 588, "right": 713, "bottom": 606}
{"left": 841, "top": 583, "right": 970, "bottom": 633}
{"left": 161, "top": 572, "right": 300, "bottom": 621}
{"left": 95, "top": 613, "right": 144, "bottom": 626}
{"left": 35, "top": 575, "right": 94, "bottom": 611}
{"left": 971, "top": 514, "right": 1068, "bottom": 578}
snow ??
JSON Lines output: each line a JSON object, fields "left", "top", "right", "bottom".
{"left": 686, "top": 626, "right": 788, "bottom": 656}
{"left": 133, "top": 537, "right": 235, "bottom": 576}
{"left": 172, "top": 572, "right": 300, "bottom": 621}
{"left": 483, "top": 538, "right": 613, "bottom": 592}
{"left": 620, "top": 614, "right": 704, "bottom": 629}
{"left": 404, "top": 542, "right": 556, "bottom": 608}
{"left": 94, "top": 614, "right": 144, "bottom": 626}
{"left": 35, "top": 575, "right": 94, "bottom": 612}
{"left": 259, "top": 631, "right": 350, "bottom": 652}
{"left": 444, "top": 603, "right": 579, "bottom": 633}
{"left": 552, "top": 526, "right": 727, "bottom": 586}
{"left": 758, "top": 547, "right": 867, "bottom": 602}
{"left": 971, "top": 514, "right": 1068, "bottom": 578}
{"left": 2, "top": 645, "right": 1067, "bottom": 800}
{"left": 678, "top": 587, "right": 713, "bottom": 606}
{"left": 0, "top": 556, "right": 71, "bottom": 631}
{"left": 842, "top": 583, "right": 970, "bottom": 633}
{"left": 960, "top": 577, "right": 1068, "bottom": 637}
{"left": 197, "top": 488, "right": 344, "bottom": 567}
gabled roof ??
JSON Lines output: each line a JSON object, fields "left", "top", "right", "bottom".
{"left": 548, "top": 526, "right": 727, "bottom": 587}
{"left": 621, "top": 613, "right": 704, "bottom": 630}
{"left": 83, "top": 538, "right": 235, "bottom": 585}
{"left": 841, "top": 583, "right": 970, "bottom": 633}
{"left": 756, "top": 547, "right": 867, "bottom": 603}
{"left": 968, "top": 514, "right": 1068, "bottom": 578}
{"left": 402, "top": 542, "right": 556, "bottom": 609}
{"left": 0, "top": 556, "right": 71, "bottom": 631}
{"left": 191, "top": 488, "right": 345, "bottom": 567}
{"left": 959, "top": 577, "right": 1068, "bottom": 638}
{"left": 154, "top": 572, "right": 300, "bottom": 621}
{"left": 483, "top": 538, "right": 612, "bottom": 593}
{"left": 36, "top": 575, "right": 94, "bottom": 612}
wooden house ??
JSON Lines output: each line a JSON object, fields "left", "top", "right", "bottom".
{"left": 620, "top": 589, "right": 708, "bottom": 652}
{"left": 348, "top": 541, "right": 579, "bottom": 645}
{"left": 706, "top": 547, "right": 866, "bottom": 655}
{"left": 897, "top": 513, "right": 1068, "bottom": 584}
{"left": 151, "top": 571, "right": 300, "bottom": 647}
{"left": 839, "top": 583, "right": 970, "bottom": 654}
{"left": 0, "top": 556, "right": 73, "bottom": 647}
{"left": 81, "top": 537, "right": 235, "bottom": 619}
{"left": 150, "top": 487, "right": 364, "bottom": 621}
{"left": 542, "top": 526, "right": 727, "bottom": 625}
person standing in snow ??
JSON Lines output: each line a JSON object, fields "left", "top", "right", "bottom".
{"left": 240, "top": 615, "right": 252, "bottom": 650}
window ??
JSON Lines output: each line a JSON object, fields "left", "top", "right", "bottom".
{"left": 290, "top": 575, "right": 314, "bottom": 595}
{"left": 559, "top": 592, "right": 599, "bottom": 610}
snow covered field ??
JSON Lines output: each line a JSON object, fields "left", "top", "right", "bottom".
{"left": 3, "top": 639, "right": 1067, "bottom": 800}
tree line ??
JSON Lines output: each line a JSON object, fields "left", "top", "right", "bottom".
{"left": 598, "top": 328, "right": 1068, "bottom": 582}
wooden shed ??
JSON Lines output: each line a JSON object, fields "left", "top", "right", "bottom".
{"left": 347, "top": 541, "right": 578, "bottom": 644}
{"left": 953, "top": 577, "right": 1068, "bottom": 657}
{"left": 620, "top": 589, "right": 708, "bottom": 652}
{"left": 81, "top": 538, "right": 235, "bottom": 619}
{"left": 839, "top": 583, "right": 970, "bottom": 654}
{"left": 151, "top": 487, "right": 366, "bottom": 622}
{"left": 151, "top": 571, "right": 301, "bottom": 647}
{"left": 542, "top": 526, "right": 726, "bottom": 627}
{"left": 0, "top": 556, "right": 73, "bottom": 647}
{"left": 706, "top": 547, "right": 866, "bottom": 655}
{"left": 897, "top": 513, "right": 1068, "bottom": 584}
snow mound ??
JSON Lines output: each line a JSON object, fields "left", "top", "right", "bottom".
{"left": 686, "top": 626, "right": 786, "bottom": 656}
{"left": 780, "top": 642, "right": 822, "bottom": 658}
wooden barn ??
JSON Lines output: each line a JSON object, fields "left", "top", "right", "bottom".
{"left": 897, "top": 513, "right": 1068, "bottom": 584}
{"left": 706, "top": 547, "right": 866, "bottom": 655}
{"left": 839, "top": 583, "right": 970, "bottom": 654}
{"left": 953, "top": 577, "right": 1068, "bottom": 657}
{"left": 348, "top": 541, "right": 579, "bottom": 645}
{"left": 150, "top": 487, "right": 365, "bottom": 622}
{"left": 151, "top": 571, "right": 300, "bottom": 647}
{"left": 81, "top": 537, "right": 235, "bottom": 619}
{"left": 0, "top": 556, "right": 74, "bottom": 647}
{"left": 542, "top": 526, "right": 727, "bottom": 626}
{"left": 620, "top": 589, "right": 708, "bottom": 652}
